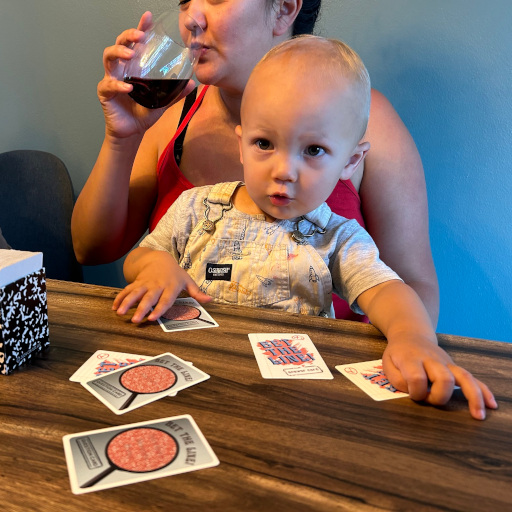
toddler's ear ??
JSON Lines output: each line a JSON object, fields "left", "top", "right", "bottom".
{"left": 340, "top": 142, "right": 370, "bottom": 180}
{"left": 235, "top": 125, "right": 243, "bottom": 164}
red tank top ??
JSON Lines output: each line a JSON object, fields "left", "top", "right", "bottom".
{"left": 150, "top": 85, "right": 367, "bottom": 322}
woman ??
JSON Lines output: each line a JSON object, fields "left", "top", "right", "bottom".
{"left": 71, "top": 0, "right": 439, "bottom": 325}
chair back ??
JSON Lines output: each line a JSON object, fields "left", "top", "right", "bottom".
{"left": 0, "top": 150, "right": 83, "bottom": 282}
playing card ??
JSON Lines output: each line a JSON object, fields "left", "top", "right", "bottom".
{"left": 69, "top": 350, "right": 148, "bottom": 382}
{"left": 335, "top": 360, "right": 409, "bottom": 401}
{"left": 248, "top": 333, "right": 333, "bottom": 379}
{"left": 157, "top": 297, "right": 218, "bottom": 332}
{"left": 82, "top": 353, "right": 210, "bottom": 414}
{"left": 63, "top": 415, "right": 219, "bottom": 494}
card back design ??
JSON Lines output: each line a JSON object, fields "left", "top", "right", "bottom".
{"left": 336, "top": 360, "right": 409, "bottom": 401}
{"left": 69, "top": 350, "right": 148, "bottom": 382}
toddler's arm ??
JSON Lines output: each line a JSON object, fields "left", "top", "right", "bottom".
{"left": 113, "top": 247, "right": 211, "bottom": 323}
{"left": 357, "top": 280, "right": 497, "bottom": 420}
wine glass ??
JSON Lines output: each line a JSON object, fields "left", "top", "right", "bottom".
{"left": 123, "top": 9, "right": 203, "bottom": 109}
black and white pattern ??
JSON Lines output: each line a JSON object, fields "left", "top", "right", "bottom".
{"left": 0, "top": 268, "right": 49, "bottom": 375}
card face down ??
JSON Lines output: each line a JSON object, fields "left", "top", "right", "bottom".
{"left": 248, "top": 333, "right": 333, "bottom": 379}
{"left": 157, "top": 298, "right": 218, "bottom": 332}
{"left": 336, "top": 360, "right": 409, "bottom": 401}
{"left": 63, "top": 415, "right": 219, "bottom": 494}
{"left": 82, "top": 353, "right": 210, "bottom": 414}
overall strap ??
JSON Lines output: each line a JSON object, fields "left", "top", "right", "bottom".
{"left": 206, "top": 181, "right": 242, "bottom": 206}
{"left": 200, "top": 182, "right": 242, "bottom": 232}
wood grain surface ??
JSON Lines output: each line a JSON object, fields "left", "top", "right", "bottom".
{"left": 1, "top": 280, "right": 511, "bottom": 511}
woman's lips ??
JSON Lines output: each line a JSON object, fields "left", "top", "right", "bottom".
{"left": 269, "top": 194, "right": 292, "bottom": 206}
{"left": 193, "top": 44, "right": 209, "bottom": 60}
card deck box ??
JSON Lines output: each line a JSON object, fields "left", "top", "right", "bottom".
{"left": 0, "top": 249, "right": 50, "bottom": 375}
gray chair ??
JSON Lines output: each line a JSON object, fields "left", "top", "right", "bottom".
{"left": 0, "top": 149, "right": 83, "bottom": 282}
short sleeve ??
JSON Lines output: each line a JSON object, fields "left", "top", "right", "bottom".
{"left": 330, "top": 222, "right": 402, "bottom": 315}
{"left": 139, "top": 190, "right": 201, "bottom": 261}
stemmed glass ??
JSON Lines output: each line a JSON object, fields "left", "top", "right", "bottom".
{"left": 123, "top": 9, "right": 203, "bottom": 109}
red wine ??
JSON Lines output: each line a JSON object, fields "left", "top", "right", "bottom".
{"left": 124, "top": 77, "right": 188, "bottom": 109}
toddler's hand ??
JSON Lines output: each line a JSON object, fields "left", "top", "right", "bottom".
{"left": 113, "top": 252, "right": 211, "bottom": 323}
{"left": 382, "top": 337, "right": 497, "bottom": 420}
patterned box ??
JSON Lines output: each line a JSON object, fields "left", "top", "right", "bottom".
{"left": 0, "top": 250, "right": 50, "bottom": 375}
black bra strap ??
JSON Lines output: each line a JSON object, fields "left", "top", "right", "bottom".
{"left": 174, "top": 88, "right": 198, "bottom": 165}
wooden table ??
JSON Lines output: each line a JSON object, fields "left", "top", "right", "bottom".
{"left": 2, "top": 280, "right": 511, "bottom": 511}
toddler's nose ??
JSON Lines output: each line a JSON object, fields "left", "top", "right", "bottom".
{"left": 273, "top": 156, "right": 298, "bottom": 182}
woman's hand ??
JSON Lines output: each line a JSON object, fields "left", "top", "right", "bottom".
{"left": 98, "top": 11, "right": 196, "bottom": 139}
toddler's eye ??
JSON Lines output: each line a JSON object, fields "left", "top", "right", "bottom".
{"left": 305, "top": 145, "right": 325, "bottom": 157}
{"left": 255, "top": 139, "right": 273, "bottom": 150}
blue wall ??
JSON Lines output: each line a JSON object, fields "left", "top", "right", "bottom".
{"left": 318, "top": 1, "right": 512, "bottom": 342}
{"left": 0, "top": 1, "right": 510, "bottom": 342}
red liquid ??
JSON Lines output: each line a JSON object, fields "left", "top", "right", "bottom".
{"left": 124, "top": 77, "right": 188, "bottom": 109}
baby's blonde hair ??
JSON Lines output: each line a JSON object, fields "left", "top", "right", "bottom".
{"left": 254, "top": 35, "right": 371, "bottom": 140}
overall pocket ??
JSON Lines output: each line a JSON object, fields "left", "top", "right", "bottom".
{"left": 189, "top": 238, "right": 290, "bottom": 307}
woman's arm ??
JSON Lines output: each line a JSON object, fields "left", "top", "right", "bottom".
{"left": 71, "top": 131, "right": 159, "bottom": 265}
{"left": 357, "top": 89, "right": 439, "bottom": 326}
{"left": 71, "top": 12, "right": 195, "bottom": 265}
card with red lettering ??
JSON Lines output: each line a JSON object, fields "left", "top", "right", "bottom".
{"left": 63, "top": 414, "right": 219, "bottom": 494}
{"left": 82, "top": 353, "right": 210, "bottom": 414}
{"left": 335, "top": 360, "right": 409, "bottom": 400}
{"left": 248, "top": 333, "right": 333, "bottom": 379}
{"left": 157, "top": 297, "right": 218, "bottom": 332}
{"left": 69, "top": 350, "right": 148, "bottom": 383}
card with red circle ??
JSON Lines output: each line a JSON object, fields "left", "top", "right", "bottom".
{"left": 82, "top": 353, "right": 210, "bottom": 414}
{"left": 157, "top": 297, "right": 218, "bottom": 332}
{"left": 63, "top": 415, "right": 219, "bottom": 494}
